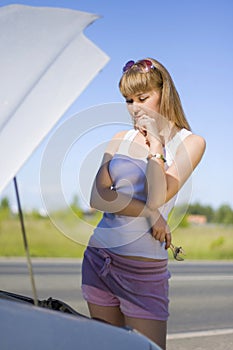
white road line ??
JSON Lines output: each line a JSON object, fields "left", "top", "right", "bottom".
{"left": 168, "top": 328, "right": 233, "bottom": 340}
{"left": 171, "top": 275, "right": 233, "bottom": 281}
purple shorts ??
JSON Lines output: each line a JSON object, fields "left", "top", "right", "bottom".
{"left": 81, "top": 247, "right": 170, "bottom": 321}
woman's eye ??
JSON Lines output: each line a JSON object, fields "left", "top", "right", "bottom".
{"left": 139, "top": 96, "right": 148, "bottom": 102}
{"left": 126, "top": 99, "right": 133, "bottom": 104}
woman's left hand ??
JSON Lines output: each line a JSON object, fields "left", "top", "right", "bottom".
{"left": 150, "top": 214, "right": 171, "bottom": 249}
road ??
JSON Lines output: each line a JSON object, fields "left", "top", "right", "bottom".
{"left": 1, "top": 259, "right": 233, "bottom": 349}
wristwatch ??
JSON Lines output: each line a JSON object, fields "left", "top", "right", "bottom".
{"left": 147, "top": 153, "right": 166, "bottom": 162}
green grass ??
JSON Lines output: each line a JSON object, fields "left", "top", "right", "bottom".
{"left": 0, "top": 214, "right": 233, "bottom": 259}
{"left": 168, "top": 224, "right": 233, "bottom": 260}
{"left": 0, "top": 216, "right": 86, "bottom": 258}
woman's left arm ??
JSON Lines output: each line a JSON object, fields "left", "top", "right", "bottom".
{"left": 146, "top": 134, "right": 206, "bottom": 209}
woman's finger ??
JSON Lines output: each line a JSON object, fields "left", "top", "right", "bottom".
{"left": 165, "top": 232, "right": 172, "bottom": 249}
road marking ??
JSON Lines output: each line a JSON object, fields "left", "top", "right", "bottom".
{"left": 171, "top": 275, "right": 233, "bottom": 281}
{"left": 168, "top": 328, "right": 233, "bottom": 340}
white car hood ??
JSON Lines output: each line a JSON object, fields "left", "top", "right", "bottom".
{"left": 0, "top": 4, "right": 109, "bottom": 193}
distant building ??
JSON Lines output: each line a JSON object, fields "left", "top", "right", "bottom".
{"left": 187, "top": 214, "right": 207, "bottom": 225}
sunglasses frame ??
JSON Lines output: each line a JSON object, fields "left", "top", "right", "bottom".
{"left": 122, "top": 59, "right": 155, "bottom": 73}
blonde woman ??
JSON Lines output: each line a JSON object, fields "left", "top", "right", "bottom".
{"left": 81, "top": 58, "right": 206, "bottom": 349}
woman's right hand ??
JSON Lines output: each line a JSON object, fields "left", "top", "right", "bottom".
{"left": 135, "top": 106, "right": 173, "bottom": 146}
{"left": 136, "top": 114, "right": 162, "bottom": 146}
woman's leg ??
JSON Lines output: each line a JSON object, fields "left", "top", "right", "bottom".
{"left": 87, "top": 302, "right": 125, "bottom": 327}
{"left": 124, "top": 316, "right": 167, "bottom": 350}
{"left": 88, "top": 303, "right": 167, "bottom": 348}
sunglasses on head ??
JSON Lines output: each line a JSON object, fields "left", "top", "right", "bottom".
{"left": 122, "top": 59, "right": 155, "bottom": 74}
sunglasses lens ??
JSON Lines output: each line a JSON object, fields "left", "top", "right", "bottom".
{"left": 123, "top": 60, "right": 135, "bottom": 72}
{"left": 138, "top": 59, "right": 154, "bottom": 72}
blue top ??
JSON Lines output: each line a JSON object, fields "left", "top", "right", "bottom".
{"left": 89, "top": 128, "right": 192, "bottom": 259}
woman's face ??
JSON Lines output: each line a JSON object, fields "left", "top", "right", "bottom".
{"left": 125, "top": 89, "right": 161, "bottom": 126}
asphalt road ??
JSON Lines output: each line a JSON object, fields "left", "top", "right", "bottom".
{"left": 1, "top": 259, "right": 233, "bottom": 349}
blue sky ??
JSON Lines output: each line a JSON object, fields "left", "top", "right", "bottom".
{"left": 1, "top": 0, "right": 233, "bottom": 211}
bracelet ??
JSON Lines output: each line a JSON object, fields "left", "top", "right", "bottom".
{"left": 147, "top": 153, "right": 166, "bottom": 162}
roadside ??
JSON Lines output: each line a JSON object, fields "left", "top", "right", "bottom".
{"left": 167, "top": 330, "right": 233, "bottom": 350}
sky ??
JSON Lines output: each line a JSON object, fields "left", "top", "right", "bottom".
{"left": 0, "top": 0, "right": 233, "bottom": 213}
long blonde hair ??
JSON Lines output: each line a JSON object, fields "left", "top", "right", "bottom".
{"left": 119, "top": 58, "right": 191, "bottom": 130}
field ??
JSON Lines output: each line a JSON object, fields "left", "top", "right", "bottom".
{"left": 0, "top": 213, "right": 233, "bottom": 260}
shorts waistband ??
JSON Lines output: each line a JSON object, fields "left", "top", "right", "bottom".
{"left": 85, "top": 246, "right": 168, "bottom": 276}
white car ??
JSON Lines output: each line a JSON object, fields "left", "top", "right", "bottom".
{"left": 0, "top": 291, "right": 161, "bottom": 349}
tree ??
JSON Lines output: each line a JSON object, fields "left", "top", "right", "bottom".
{"left": 214, "top": 204, "right": 233, "bottom": 224}
{"left": 0, "top": 197, "right": 11, "bottom": 220}
{"left": 0, "top": 197, "right": 10, "bottom": 210}
{"left": 187, "top": 203, "right": 215, "bottom": 222}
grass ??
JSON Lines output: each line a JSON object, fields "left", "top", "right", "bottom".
{"left": 0, "top": 215, "right": 86, "bottom": 258}
{"left": 168, "top": 224, "right": 233, "bottom": 260}
{"left": 0, "top": 213, "right": 233, "bottom": 259}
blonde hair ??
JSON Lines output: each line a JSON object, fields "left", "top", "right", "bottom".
{"left": 119, "top": 58, "right": 191, "bottom": 131}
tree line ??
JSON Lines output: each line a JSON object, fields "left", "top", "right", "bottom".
{"left": 1, "top": 196, "right": 233, "bottom": 225}
{"left": 185, "top": 202, "right": 233, "bottom": 225}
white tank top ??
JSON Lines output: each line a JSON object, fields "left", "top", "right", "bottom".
{"left": 89, "top": 128, "right": 192, "bottom": 259}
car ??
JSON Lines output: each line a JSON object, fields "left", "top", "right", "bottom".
{"left": 0, "top": 290, "right": 161, "bottom": 349}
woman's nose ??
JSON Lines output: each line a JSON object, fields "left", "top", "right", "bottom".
{"left": 131, "top": 102, "right": 141, "bottom": 115}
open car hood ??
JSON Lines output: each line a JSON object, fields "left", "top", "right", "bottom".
{"left": 0, "top": 4, "right": 109, "bottom": 193}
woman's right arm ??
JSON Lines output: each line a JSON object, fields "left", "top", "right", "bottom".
{"left": 90, "top": 131, "right": 153, "bottom": 218}
{"left": 90, "top": 151, "right": 153, "bottom": 217}
{"left": 90, "top": 154, "right": 171, "bottom": 247}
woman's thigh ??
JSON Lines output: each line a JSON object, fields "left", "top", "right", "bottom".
{"left": 124, "top": 316, "right": 167, "bottom": 350}
{"left": 87, "top": 302, "right": 125, "bottom": 327}
{"left": 88, "top": 303, "right": 167, "bottom": 349}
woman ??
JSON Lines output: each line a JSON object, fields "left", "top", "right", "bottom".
{"left": 81, "top": 58, "right": 206, "bottom": 349}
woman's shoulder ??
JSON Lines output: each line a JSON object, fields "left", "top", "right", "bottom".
{"left": 184, "top": 131, "right": 206, "bottom": 150}
{"left": 105, "top": 129, "right": 132, "bottom": 155}
{"left": 177, "top": 128, "right": 206, "bottom": 150}
{"left": 173, "top": 129, "right": 206, "bottom": 158}
{"left": 181, "top": 132, "right": 206, "bottom": 167}
{"left": 168, "top": 130, "right": 206, "bottom": 172}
